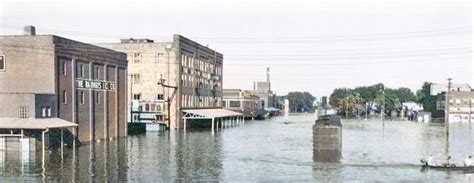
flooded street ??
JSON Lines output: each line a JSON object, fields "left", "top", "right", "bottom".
{"left": 1, "top": 113, "right": 473, "bottom": 182}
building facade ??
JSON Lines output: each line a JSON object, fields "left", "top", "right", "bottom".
{"left": 435, "top": 91, "right": 474, "bottom": 123}
{"left": 97, "top": 35, "right": 223, "bottom": 129}
{"left": 248, "top": 67, "right": 275, "bottom": 109}
{"left": 223, "top": 89, "right": 261, "bottom": 118}
{"left": 0, "top": 27, "right": 128, "bottom": 142}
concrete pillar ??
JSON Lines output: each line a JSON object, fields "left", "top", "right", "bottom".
{"left": 211, "top": 118, "right": 215, "bottom": 134}
{"left": 183, "top": 118, "right": 187, "bottom": 132}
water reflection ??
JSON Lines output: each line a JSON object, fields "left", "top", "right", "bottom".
{"left": 0, "top": 114, "right": 472, "bottom": 181}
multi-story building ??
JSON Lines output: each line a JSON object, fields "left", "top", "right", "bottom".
{"left": 248, "top": 67, "right": 275, "bottom": 109}
{"left": 97, "top": 35, "right": 224, "bottom": 129}
{"left": 0, "top": 26, "right": 128, "bottom": 142}
{"left": 435, "top": 91, "right": 474, "bottom": 123}
{"left": 223, "top": 89, "right": 261, "bottom": 118}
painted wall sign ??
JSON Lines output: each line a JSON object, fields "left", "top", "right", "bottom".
{"left": 76, "top": 78, "right": 116, "bottom": 91}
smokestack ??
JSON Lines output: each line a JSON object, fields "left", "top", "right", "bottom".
{"left": 266, "top": 67, "right": 270, "bottom": 82}
{"left": 23, "top": 25, "right": 36, "bottom": 36}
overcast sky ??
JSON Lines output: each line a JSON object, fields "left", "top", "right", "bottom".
{"left": 0, "top": 1, "right": 471, "bottom": 97}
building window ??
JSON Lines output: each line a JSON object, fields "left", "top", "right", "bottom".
{"left": 131, "top": 74, "right": 140, "bottom": 84}
{"left": 155, "top": 115, "right": 164, "bottom": 121}
{"left": 62, "top": 61, "right": 67, "bottom": 76}
{"left": 156, "top": 53, "right": 164, "bottom": 63}
{"left": 133, "top": 94, "right": 141, "bottom": 100}
{"left": 79, "top": 64, "right": 84, "bottom": 78}
{"left": 80, "top": 91, "right": 85, "bottom": 105}
{"left": 0, "top": 55, "right": 5, "bottom": 71}
{"left": 157, "top": 94, "right": 164, "bottom": 100}
{"left": 133, "top": 52, "right": 141, "bottom": 63}
{"left": 229, "top": 101, "right": 240, "bottom": 108}
{"left": 95, "top": 67, "right": 100, "bottom": 79}
{"left": 41, "top": 106, "right": 51, "bottom": 117}
{"left": 96, "top": 92, "right": 101, "bottom": 105}
{"left": 19, "top": 106, "right": 28, "bottom": 118}
{"left": 62, "top": 90, "right": 67, "bottom": 104}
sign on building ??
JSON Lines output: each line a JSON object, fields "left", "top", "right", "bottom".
{"left": 76, "top": 78, "right": 116, "bottom": 91}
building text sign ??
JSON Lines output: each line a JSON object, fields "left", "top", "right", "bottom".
{"left": 76, "top": 79, "right": 116, "bottom": 91}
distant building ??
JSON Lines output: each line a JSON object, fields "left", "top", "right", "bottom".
{"left": 97, "top": 35, "right": 224, "bottom": 129}
{"left": 248, "top": 67, "right": 275, "bottom": 109}
{"left": 0, "top": 26, "right": 128, "bottom": 142}
{"left": 430, "top": 83, "right": 471, "bottom": 95}
{"left": 435, "top": 91, "right": 474, "bottom": 123}
{"left": 223, "top": 89, "right": 261, "bottom": 118}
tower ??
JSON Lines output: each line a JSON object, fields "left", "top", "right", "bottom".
{"left": 266, "top": 67, "right": 270, "bottom": 83}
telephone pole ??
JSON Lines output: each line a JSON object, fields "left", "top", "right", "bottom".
{"left": 445, "top": 78, "right": 452, "bottom": 136}
{"left": 158, "top": 75, "right": 178, "bottom": 130}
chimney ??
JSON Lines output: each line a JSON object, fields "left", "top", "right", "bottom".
{"left": 266, "top": 67, "right": 270, "bottom": 82}
{"left": 23, "top": 25, "right": 36, "bottom": 36}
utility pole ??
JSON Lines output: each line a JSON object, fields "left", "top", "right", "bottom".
{"left": 380, "top": 85, "right": 385, "bottom": 125}
{"left": 469, "top": 99, "right": 472, "bottom": 127}
{"left": 445, "top": 78, "right": 452, "bottom": 137}
{"left": 345, "top": 96, "right": 349, "bottom": 119}
{"left": 129, "top": 74, "right": 134, "bottom": 123}
{"left": 158, "top": 75, "right": 178, "bottom": 130}
{"left": 444, "top": 78, "right": 452, "bottom": 156}
{"left": 365, "top": 102, "right": 368, "bottom": 121}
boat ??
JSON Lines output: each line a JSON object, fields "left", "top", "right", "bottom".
{"left": 420, "top": 163, "right": 474, "bottom": 171}
{"left": 420, "top": 159, "right": 474, "bottom": 171}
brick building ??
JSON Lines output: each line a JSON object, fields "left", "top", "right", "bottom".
{"left": 223, "top": 89, "right": 261, "bottom": 118}
{"left": 0, "top": 26, "right": 128, "bottom": 142}
{"left": 97, "top": 35, "right": 224, "bottom": 129}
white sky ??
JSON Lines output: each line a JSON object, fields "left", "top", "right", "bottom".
{"left": 0, "top": 0, "right": 472, "bottom": 97}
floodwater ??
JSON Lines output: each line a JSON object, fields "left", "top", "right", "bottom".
{"left": 1, "top": 113, "right": 474, "bottom": 182}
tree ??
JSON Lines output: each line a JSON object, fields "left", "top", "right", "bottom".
{"left": 286, "top": 91, "right": 316, "bottom": 112}
{"left": 329, "top": 83, "right": 417, "bottom": 117}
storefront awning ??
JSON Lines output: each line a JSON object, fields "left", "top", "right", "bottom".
{"left": 0, "top": 118, "right": 78, "bottom": 129}
{"left": 182, "top": 109, "right": 243, "bottom": 119}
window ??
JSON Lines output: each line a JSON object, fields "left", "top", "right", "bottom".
{"left": 145, "top": 104, "right": 150, "bottom": 112}
{"left": 62, "top": 90, "right": 67, "bottom": 104}
{"left": 62, "top": 61, "right": 67, "bottom": 76}
{"left": 131, "top": 74, "right": 140, "bottom": 84}
{"left": 79, "top": 64, "right": 84, "bottom": 78}
{"left": 0, "top": 55, "right": 5, "bottom": 71}
{"left": 229, "top": 101, "right": 240, "bottom": 107}
{"left": 133, "top": 94, "right": 141, "bottom": 100}
{"left": 133, "top": 52, "right": 141, "bottom": 63}
{"left": 95, "top": 67, "right": 100, "bottom": 79}
{"left": 157, "top": 94, "right": 164, "bottom": 100}
{"left": 41, "top": 106, "right": 51, "bottom": 117}
{"left": 19, "top": 106, "right": 28, "bottom": 118}
{"left": 156, "top": 53, "right": 164, "bottom": 63}
{"left": 80, "top": 91, "right": 85, "bottom": 104}
{"left": 96, "top": 92, "right": 101, "bottom": 105}
{"left": 155, "top": 115, "right": 164, "bottom": 121}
